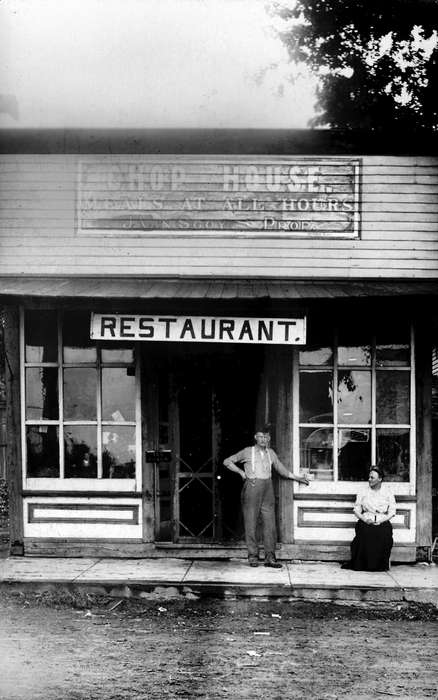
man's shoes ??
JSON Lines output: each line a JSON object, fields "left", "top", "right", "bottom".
{"left": 264, "top": 559, "right": 282, "bottom": 569}
{"left": 248, "top": 559, "right": 259, "bottom": 567}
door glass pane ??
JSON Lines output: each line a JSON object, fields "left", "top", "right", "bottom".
{"left": 102, "top": 426, "right": 136, "bottom": 478}
{"left": 25, "top": 310, "right": 58, "bottom": 362}
{"left": 337, "top": 370, "right": 371, "bottom": 424}
{"left": 300, "top": 427, "right": 333, "bottom": 480}
{"left": 26, "top": 425, "right": 59, "bottom": 477}
{"left": 63, "top": 311, "right": 96, "bottom": 363}
{"left": 64, "top": 426, "right": 98, "bottom": 478}
{"left": 63, "top": 368, "right": 97, "bottom": 420}
{"left": 26, "top": 368, "right": 59, "bottom": 420}
{"left": 179, "top": 477, "right": 214, "bottom": 538}
{"left": 377, "top": 428, "right": 409, "bottom": 481}
{"left": 299, "top": 370, "right": 333, "bottom": 423}
{"left": 101, "top": 368, "right": 136, "bottom": 422}
{"left": 338, "top": 428, "right": 371, "bottom": 481}
{"left": 376, "top": 371, "right": 410, "bottom": 424}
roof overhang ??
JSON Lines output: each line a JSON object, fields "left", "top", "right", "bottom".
{"left": 1, "top": 277, "right": 437, "bottom": 301}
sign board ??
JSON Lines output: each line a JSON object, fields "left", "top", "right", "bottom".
{"left": 78, "top": 156, "right": 360, "bottom": 238}
{"left": 90, "top": 314, "right": 306, "bottom": 345}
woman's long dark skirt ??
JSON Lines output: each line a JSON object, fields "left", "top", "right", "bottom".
{"left": 343, "top": 520, "right": 393, "bottom": 571}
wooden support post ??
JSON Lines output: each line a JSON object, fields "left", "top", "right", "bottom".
{"left": 3, "top": 306, "right": 24, "bottom": 555}
{"left": 415, "top": 319, "right": 433, "bottom": 558}
{"left": 141, "top": 348, "right": 157, "bottom": 543}
{"left": 270, "top": 347, "right": 294, "bottom": 544}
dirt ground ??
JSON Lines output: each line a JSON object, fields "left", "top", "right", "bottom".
{"left": 0, "top": 591, "right": 437, "bottom": 700}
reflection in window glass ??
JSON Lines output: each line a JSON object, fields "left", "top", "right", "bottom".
{"left": 338, "top": 344, "right": 371, "bottom": 367}
{"left": 299, "top": 346, "right": 333, "bottom": 366}
{"left": 300, "top": 427, "right": 333, "bottom": 480}
{"left": 25, "top": 310, "right": 58, "bottom": 363}
{"left": 102, "top": 427, "right": 136, "bottom": 478}
{"left": 337, "top": 370, "right": 371, "bottom": 424}
{"left": 338, "top": 428, "right": 371, "bottom": 481}
{"left": 376, "top": 371, "right": 410, "bottom": 424}
{"left": 299, "top": 318, "right": 333, "bottom": 365}
{"left": 376, "top": 323, "right": 410, "bottom": 366}
{"left": 63, "top": 368, "right": 97, "bottom": 420}
{"left": 27, "top": 425, "right": 59, "bottom": 477}
{"left": 63, "top": 311, "right": 96, "bottom": 363}
{"left": 25, "top": 368, "right": 59, "bottom": 420}
{"left": 101, "top": 344, "right": 134, "bottom": 363}
{"left": 299, "top": 371, "right": 333, "bottom": 423}
{"left": 377, "top": 428, "right": 409, "bottom": 481}
{"left": 101, "top": 368, "right": 136, "bottom": 422}
{"left": 64, "top": 426, "right": 98, "bottom": 478}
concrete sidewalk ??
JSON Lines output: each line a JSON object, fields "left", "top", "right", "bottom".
{"left": 0, "top": 556, "right": 437, "bottom": 604}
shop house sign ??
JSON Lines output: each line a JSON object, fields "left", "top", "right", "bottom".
{"left": 78, "top": 156, "right": 360, "bottom": 238}
{"left": 90, "top": 314, "right": 307, "bottom": 345}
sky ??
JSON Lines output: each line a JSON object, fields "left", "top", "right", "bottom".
{"left": 0, "top": 0, "right": 316, "bottom": 129}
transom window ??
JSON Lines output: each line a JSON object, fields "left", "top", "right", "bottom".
{"left": 22, "top": 309, "right": 140, "bottom": 485}
{"left": 298, "top": 316, "right": 414, "bottom": 482}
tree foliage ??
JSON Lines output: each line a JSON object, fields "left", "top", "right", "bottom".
{"left": 270, "top": 0, "right": 438, "bottom": 129}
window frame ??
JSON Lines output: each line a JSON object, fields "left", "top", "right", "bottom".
{"left": 293, "top": 324, "right": 416, "bottom": 496}
{"left": 20, "top": 307, "right": 142, "bottom": 492}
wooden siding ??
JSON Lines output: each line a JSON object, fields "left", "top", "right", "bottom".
{"left": 0, "top": 155, "right": 437, "bottom": 279}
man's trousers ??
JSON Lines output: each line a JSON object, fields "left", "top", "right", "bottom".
{"left": 241, "top": 478, "right": 277, "bottom": 560}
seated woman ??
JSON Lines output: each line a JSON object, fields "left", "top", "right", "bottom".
{"left": 342, "top": 467, "right": 396, "bottom": 571}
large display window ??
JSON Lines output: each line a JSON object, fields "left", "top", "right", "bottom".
{"left": 296, "top": 316, "right": 414, "bottom": 487}
{"left": 21, "top": 309, "right": 141, "bottom": 491}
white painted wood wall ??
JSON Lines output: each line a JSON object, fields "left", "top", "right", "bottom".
{"left": 0, "top": 154, "right": 437, "bottom": 278}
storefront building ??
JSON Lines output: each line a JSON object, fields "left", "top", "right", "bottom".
{"left": 0, "top": 129, "right": 437, "bottom": 561}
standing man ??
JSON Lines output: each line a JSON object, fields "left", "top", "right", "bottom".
{"left": 223, "top": 428, "right": 309, "bottom": 568}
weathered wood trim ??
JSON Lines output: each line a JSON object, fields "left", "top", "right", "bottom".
{"left": 140, "top": 347, "right": 156, "bottom": 543}
{"left": 4, "top": 305, "right": 24, "bottom": 554}
{"left": 22, "top": 538, "right": 416, "bottom": 561}
{"left": 415, "top": 319, "right": 433, "bottom": 548}
{"left": 270, "top": 347, "right": 295, "bottom": 544}
{"left": 293, "top": 493, "right": 417, "bottom": 502}
{"left": 22, "top": 490, "right": 142, "bottom": 498}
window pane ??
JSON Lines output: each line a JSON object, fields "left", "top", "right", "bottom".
{"left": 63, "top": 368, "right": 97, "bottom": 420}
{"left": 338, "top": 428, "right": 371, "bottom": 481}
{"left": 25, "top": 310, "right": 58, "bottom": 363}
{"left": 376, "top": 371, "right": 410, "bottom": 424}
{"left": 102, "top": 427, "right": 136, "bottom": 478}
{"left": 376, "top": 322, "right": 410, "bottom": 366}
{"left": 300, "top": 427, "right": 333, "bottom": 480}
{"left": 299, "top": 371, "right": 333, "bottom": 423}
{"left": 63, "top": 311, "right": 96, "bottom": 363}
{"left": 101, "top": 343, "right": 134, "bottom": 363}
{"left": 64, "top": 426, "right": 98, "bottom": 478}
{"left": 337, "top": 322, "right": 372, "bottom": 367}
{"left": 25, "top": 368, "right": 59, "bottom": 420}
{"left": 26, "top": 425, "right": 59, "bottom": 477}
{"left": 101, "top": 368, "right": 136, "bottom": 421}
{"left": 377, "top": 428, "right": 410, "bottom": 481}
{"left": 337, "top": 370, "right": 371, "bottom": 424}
{"left": 299, "top": 345, "right": 333, "bottom": 366}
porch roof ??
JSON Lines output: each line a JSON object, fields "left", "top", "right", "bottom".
{"left": 1, "top": 277, "right": 438, "bottom": 300}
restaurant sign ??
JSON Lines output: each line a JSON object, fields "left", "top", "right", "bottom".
{"left": 79, "top": 156, "right": 360, "bottom": 238}
{"left": 90, "top": 314, "right": 306, "bottom": 345}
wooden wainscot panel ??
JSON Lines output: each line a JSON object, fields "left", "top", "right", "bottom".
{"left": 293, "top": 501, "right": 416, "bottom": 544}
{"left": 23, "top": 497, "right": 143, "bottom": 540}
